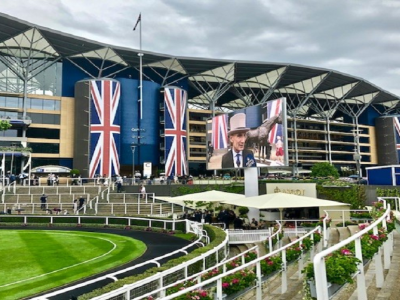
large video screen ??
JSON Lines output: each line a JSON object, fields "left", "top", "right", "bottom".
{"left": 206, "top": 97, "right": 288, "bottom": 170}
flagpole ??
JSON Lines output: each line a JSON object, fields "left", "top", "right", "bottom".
{"left": 139, "top": 15, "right": 143, "bottom": 120}
{"left": 133, "top": 13, "right": 143, "bottom": 120}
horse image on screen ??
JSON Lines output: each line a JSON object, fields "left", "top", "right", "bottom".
{"left": 207, "top": 98, "right": 287, "bottom": 171}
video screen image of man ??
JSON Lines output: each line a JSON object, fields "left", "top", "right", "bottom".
{"left": 221, "top": 113, "right": 256, "bottom": 169}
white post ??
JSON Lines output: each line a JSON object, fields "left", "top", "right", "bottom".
{"left": 244, "top": 168, "right": 259, "bottom": 221}
{"left": 355, "top": 237, "right": 367, "bottom": 300}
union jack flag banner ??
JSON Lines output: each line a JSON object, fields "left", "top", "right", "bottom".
{"left": 89, "top": 80, "right": 121, "bottom": 178}
{"left": 164, "top": 87, "right": 188, "bottom": 177}
{"left": 267, "top": 98, "right": 284, "bottom": 144}
{"left": 212, "top": 114, "right": 228, "bottom": 149}
{"left": 393, "top": 117, "right": 400, "bottom": 150}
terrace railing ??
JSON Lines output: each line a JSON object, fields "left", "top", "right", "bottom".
{"left": 142, "top": 226, "right": 322, "bottom": 300}
{"left": 314, "top": 204, "right": 393, "bottom": 299}
{"left": 227, "top": 228, "right": 271, "bottom": 244}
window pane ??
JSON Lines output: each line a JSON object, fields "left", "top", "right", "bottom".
{"left": 6, "top": 97, "right": 19, "bottom": 108}
{"left": 26, "top": 128, "right": 60, "bottom": 139}
{"left": 28, "top": 143, "right": 59, "bottom": 154}
{"left": 30, "top": 99, "right": 43, "bottom": 110}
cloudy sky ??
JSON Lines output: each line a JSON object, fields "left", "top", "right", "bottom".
{"left": 1, "top": 0, "right": 400, "bottom": 95}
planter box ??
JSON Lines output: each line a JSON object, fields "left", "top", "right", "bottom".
{"left": 213, "top": 293, "right": 227, "bottom": 300}
{"left": 308, "top": 281, "right": 342, "bottom": 298}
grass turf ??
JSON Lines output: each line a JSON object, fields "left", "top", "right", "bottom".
{"left": 0, "top": 230, "right": 146, "bottom": 300}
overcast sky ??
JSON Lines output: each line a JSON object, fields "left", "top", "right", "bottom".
{"left": 1, "top": 0, "right": 400, "bottom": 96}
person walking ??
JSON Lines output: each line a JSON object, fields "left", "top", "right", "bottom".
{"left": 40, "top": 194, "right": 47, "bottom": 210}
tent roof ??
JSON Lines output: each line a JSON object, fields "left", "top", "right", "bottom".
{"left": 164, "top": 190, "right": 245, "bottom": 202}
{"left": 222, "top": 192, "right": 350, "bottom": 209}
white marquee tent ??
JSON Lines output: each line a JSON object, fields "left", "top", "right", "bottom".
{"left": 221, "top": 192, "right": 350, "bottom": 220}
{"left": 155, "top": 190, "right": 245, "bottom": 207}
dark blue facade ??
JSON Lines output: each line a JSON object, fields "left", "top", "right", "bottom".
{"left": 367, "top": 166, "right": 400, "bottom": 185}
{"left": 117, "top": 78, "right": 161, "bottom": 167}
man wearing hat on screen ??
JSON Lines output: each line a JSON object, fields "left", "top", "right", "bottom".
{"left": 221, "top": 113, "right": 257, "bottom": 169}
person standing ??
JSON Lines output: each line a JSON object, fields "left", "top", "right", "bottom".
{"left": 40, "top": 194, "right": 47, "bottom": 210}
{"left": 78, "top": 196, "right": 85, "bottom": 209}
{"left": 140, "top": 184, "right": 146, "bottom": 199}
{"left": 221, "top": 113, "right": 256, "bottom": 169}
{"left": 116, "top": 177, "right": 123, "bottom": 193}
{"left": 233, "top": 216, "right": 244, "bottom": 229}
{"left": 207, "top": 141, "right": 214, "bottom": 162}
{"left": 73, "top": 198, "right": 78, "bottom": 214}
{"left": 275, "top": 136, "right": 284, "bottom": 162}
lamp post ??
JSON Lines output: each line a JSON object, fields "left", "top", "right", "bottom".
{"left": 131, "top": 144, "right": 136, "bottom": 184}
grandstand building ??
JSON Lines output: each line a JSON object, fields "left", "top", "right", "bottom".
{"left": 0, "top": 12, "right": 399, "bottom": 178}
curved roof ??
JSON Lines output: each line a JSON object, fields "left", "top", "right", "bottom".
{"left": 0, "top": 12, "right": 398, "bottom": 118}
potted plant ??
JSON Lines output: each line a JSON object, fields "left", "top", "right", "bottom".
{"left": 302, "top": 248, "right": 361, "bottom": 298}
{"left": 260, "top": 255, "right": 282, "bottom": 277}
{"left": 222, "top": 269, "right": 256, "bottom": 296}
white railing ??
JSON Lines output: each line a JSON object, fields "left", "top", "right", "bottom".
{"left": 30, "top": 219, "right": 212, "bottom": 300}
{"left": 131, "top": 245, "right": 258, "bottom": 300}
{"left": 106, "top": 192, "right": 156, "bottom": 203}
{"left": 227, "top": 228, "right": 272, "bottom": 244}
{"left": 4, "top": 185, "right": 102, "bottom": 197}
{"left": 313, "top": 204, "right": 393, "bottom": 300}
{"left": 2, "top": 193, "right": 90, "bottom": 204}
{"left": 94, "top": 202, "right": 185, "bottom": 216}
{"left": 152, "top": 227, "right": 322, "bottom": 300}
{"left": 2, "top": 202, "right": 78, "bottom": 215}
{"left": 90, "top": 224, "right": 229, "bottom": 300}
{"left": 378, "top": 197, "right": 400, "bottom": 216}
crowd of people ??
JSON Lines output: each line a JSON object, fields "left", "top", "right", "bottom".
{"left": 180, "top": 208, "right": 266, "bottom": 230}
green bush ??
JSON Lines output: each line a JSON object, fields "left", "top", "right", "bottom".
{"left": 238, "top": 206, "right": 249, "bottom": 216}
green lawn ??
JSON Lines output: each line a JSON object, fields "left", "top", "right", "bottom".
{"left": 0, "top": 230, "right": 146, "bottom": 300}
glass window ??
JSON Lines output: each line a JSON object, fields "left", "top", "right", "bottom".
{"left": 28, "top": 142, "right": 59, "bottom": 154}
{"left": 26, "top": 128, "right": 60, "bottom": 139}
{"left": 26, "top": 113, "right": 60, "bottom": 125}
{"left": 27, "top": 113, "right": 42, "bottom": 123}
{"left": 42, "top": 100, "right": 60, "bottom": 111}
{"left": 0, "top": 60, "right": 62, "bottom": 96}
{"left": 30, "top": 99, "right": 43, "bottom": 110}
{"left": 0, "top": 129, "right": 18, "bottom": 137}
{"left": 5, "top": 97, "right": 19, "bottom": 108}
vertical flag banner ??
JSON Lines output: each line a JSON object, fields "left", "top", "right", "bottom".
{"left": 267, "top": 98, "right": 283, "bottom": 144}
{"left": 212, "top": 114, "right": 228, "bottom": 149}
{"left": 164, "top": 87, "right": 188, "bottom": 177}
{"left": 89, "top": 80, "right": 121, "bottom": 178}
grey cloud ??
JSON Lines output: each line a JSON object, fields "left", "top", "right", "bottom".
{"left": 0, "top": 0, "right": 399, "bottom": 95}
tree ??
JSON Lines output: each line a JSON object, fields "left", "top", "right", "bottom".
{"left": 310, "top": 162, "right": 340, "bottom": 178}
{"left": 0, "top": 120, "right": 11, "bottom": 131}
